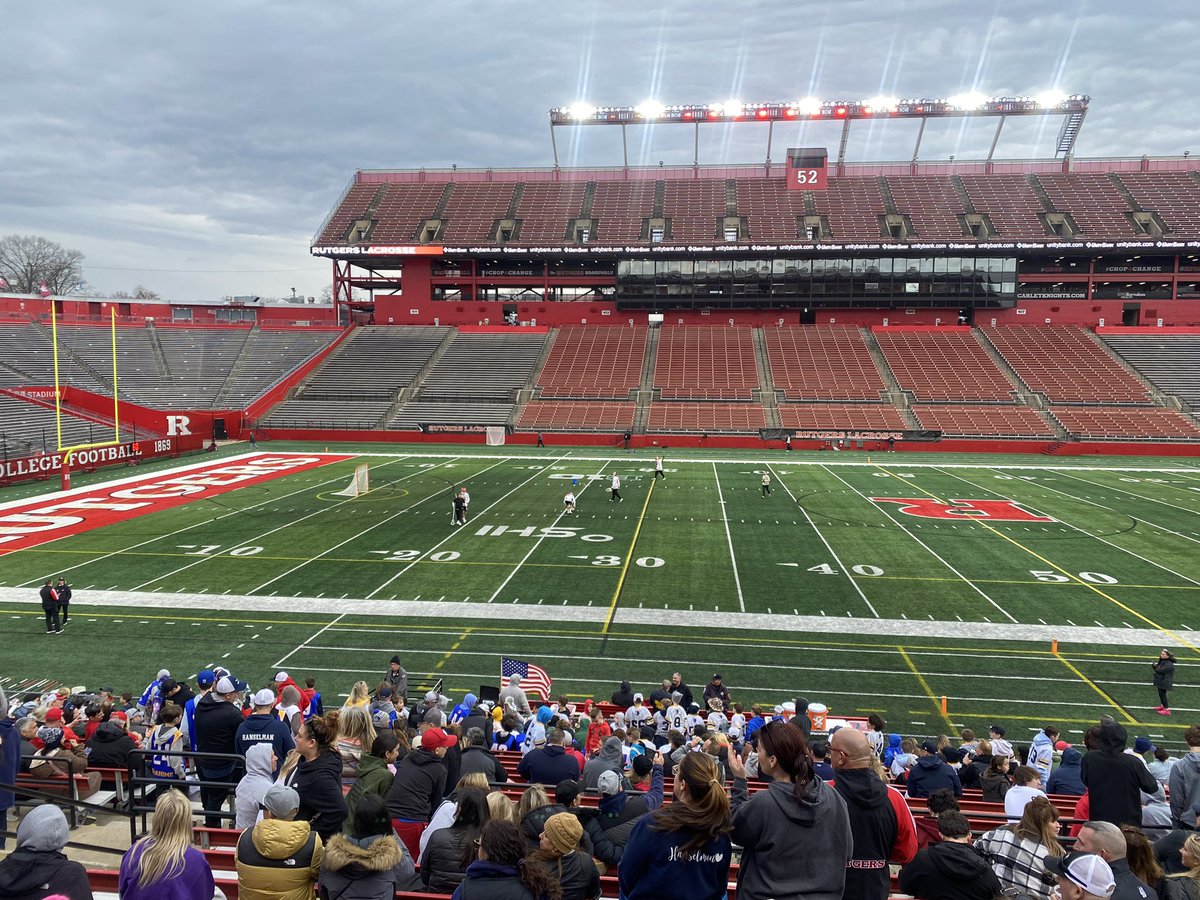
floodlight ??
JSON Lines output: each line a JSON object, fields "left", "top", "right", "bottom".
{"left": 1034, "top": 90, "right": 1068, "bottom": 108}
{"left": 833, "top": 105, "right": 848, "bottom": 117}
{"left": 567, "top": 102, "right": 596, "bottom": 120}
{"left": 719, "top": 100, "right": 743, "bottom": 116}
{"left": 795, "top": 97, "right": 822, "bottom": 116}
{"left": 864, "top": 95, "right": 899, "bottom": 112}
{"left": 635, "top": 101, "right": 666, "bottom": 119}
{"left": 948, "top": 91, "right": 987, "bottom": 110}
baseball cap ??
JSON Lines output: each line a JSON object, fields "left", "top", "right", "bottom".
{"left": 920, "top": 739, "right": 940, "bottom": 754}
{"left": 425, "top": 690, "right": 439, "bottom": 702}
{"left": 156, "top": 669, "right": 171, "bottom": 680}
{"left": 44, "top": 707, "right": 64, "bottom": 723}
{"left": 372, "top": 708, "right": 392, "bottom": 729}
{"left": 1134, "top": 736, "right": 1154, "bottom": 754}
{"left": 260, "top": 784, "right": 300, "bottom": 819}
{"left": 216, "top": 676, "right": 247, "bottom": 695}
{"left": 252, "top": 689, "right": 276, "bottom": 707}
{"left": 160, "top": 678, "right": 178, "bottom": 694}
{"left": 632, "top": 693, "right": 643, "bottom": 702}
{"left": 274, "top": 672, "right": 289, "bottom": 683}
{"left": 1055, "top": 740, "right": 1073, "bottom": 751}
{"left": 111, "top": 710, "right": 128, "bottom": 722}
{"left": 422, "top": 727, "right": 457, "bottom": 750}
{"left": 712, "top": 673, "right": 723, "bottom": 680}
{"left": 378, "top": 686, "right": 392, "bottom": 698}
{"left": 989, "top": 724, "right": 1006, "bottom": 736}
{"left": 196, "top": 670, "right": 216, "bottom": 687}
{"left": 597, "top": 769, "right": 622, "bottom": 796}
{"left": 1044, "top": 852, "right": 1116, "bottom": 898}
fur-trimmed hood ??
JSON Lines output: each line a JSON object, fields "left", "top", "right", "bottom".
{"left": 322, "top": 833, "right": 405, "bottom": 873}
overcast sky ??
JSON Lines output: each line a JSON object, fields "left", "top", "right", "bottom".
{"left": 1, "top": 1, "right": 1194, "bottom": 303}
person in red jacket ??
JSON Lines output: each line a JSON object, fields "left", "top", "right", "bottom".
{"left": 831, "top": 726, "right": 917, "bottom": 900}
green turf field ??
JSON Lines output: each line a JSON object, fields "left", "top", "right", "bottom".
{"left": 1, "top": 442, "right": 1198, "bottom": 747}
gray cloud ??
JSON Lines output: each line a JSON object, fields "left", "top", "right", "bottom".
{"left": 0, "top": 0, "right": 1193, "bottom": 301}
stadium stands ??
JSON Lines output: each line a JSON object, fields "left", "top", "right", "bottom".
{"left": 885, "top": 176, "right": 968, "bottom": 240}
{"left": 647, "top": 402, "right": 768, "bottom": 433}
{"left": 983, "top": 326, "right": 1152, "bottom": 404}
{"left": 1047, "top": 406, "right": 1200, "bottom": 440}
{"left": 0, "top": 394, "right": 144, "bottom": 455}
{"left": 661, "top": 179, "right": 727, "bottom": 243}
{"left": 911, "top": 405, "right": 1055, "bottom": 438}
{"left": 294, "top": 326, "right": 450, "bottom": 401}
{"left": 1118, "top": 172, "right": 1200, "bottom": 236}
{"left": 315, "top": 182, "right": 378, "bottom": 243}
{"left": 368, "top": 183, "right": 445, "bottom": 243}
{"left": 813, "top": 177, "right": 888, "bottom": 239}
{"left": 873, "top": 329, "right": 1016, "bottom": 402}
{"left": 536, "top": 326, "right": 647, "bottom": 399}
{"left": 958, "top": 175, "right": 1048, "bottom": 238}
{"left": 1036, "top": 173, "right": 1140, "bottom": 237}
{"left": 414, "top": 332, "right": 547, "bottom": 402}
{"left": 738, "top": 177, "right": 805, "bottom": 240}
{"left": 776, "top": 403, "right": 908, "bottom": 431}
{"left": 591, "top": 181, "right": 657, "bottom": 242}
{"left": 518, "top": 400, "right": 637, "bottom": 432}
{"left": 654, "top": 327, "right": 759, "bottom": 400}
{"left": 440, "top": 183, "right": 519, "bottom": 242}
{"left": 763, "top": 326, "right": 888, "bottom": 400}
{"left": 1102, "top": 333, "right": 1200, "bottom": 410}
{"left": 515, "top": 182, "right": 587, "bottom": 242}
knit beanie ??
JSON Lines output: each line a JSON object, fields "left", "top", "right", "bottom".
{"left": 36, "top": 726, "right": 64, "bottom": 752}
{"left": 543, "top": 811, "right": 583, "bottom": 856}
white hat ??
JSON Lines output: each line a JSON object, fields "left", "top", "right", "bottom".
{"left": 633, "top": 693, "right": 643, "bottom": 702}
{"left": 252, "top": 689, "right": 276, "bottom": 707}
{"left": 156, "top": 669, "right": 171, "bottom": 680}
{"left": 274, "top": 672, "right": 289, "bottom": 683}
{"left": 1046, "top": 853, "right": 1116, "bottom": 899}
{"left": 215, "top": 676, "right": 246, "bottom": 695}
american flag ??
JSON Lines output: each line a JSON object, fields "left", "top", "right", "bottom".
{"left": 501, "top": 657, "right": 552, "bottom": 700}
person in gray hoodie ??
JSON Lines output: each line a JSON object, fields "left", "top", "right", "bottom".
{"left": 728, "top": 721, "right": 852, "bottom": 900}
{"left": 1171, "top": 725, "right": 1200, "bottom": 828}
{"left": 0, "top": 804, "right": 93, "bottom": 899}
{"left": 236, "top": 742, "right": 278, "bottom": 829}
{"left": 581, "top": 735, "right": 624, "bottom": 790}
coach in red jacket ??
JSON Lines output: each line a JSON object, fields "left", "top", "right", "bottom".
{"left": 831, "top": 727, "right": 917, "bottom": 900}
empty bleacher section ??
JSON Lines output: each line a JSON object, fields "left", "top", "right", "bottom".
{"left": 1118, "top": 172, "right": 1200, "bottom": 236}
{"left": 1102, "top": 333, "right": 1200, "bottom": 410}
{"left": 0, "top": 323, "right": 111, "bottom": 392}
{"left": 591, "top": 181, "right": 657, "bottom": 242}
{"left": 1035, "top": 173, "right": 1139, "bottom": 236}
{"left": 518, "top": 401, "right": 637, "bottom": 432}
{"left": 389, "top": 331, "right": 548, "bottom": 428}
{"left": 654, "top": 327, "right": 758, "bottom": 400}
{"left": 440, "top": 183, "right": 518, "bottom": 242}
{"left": 515, "top": 182, "right": 587, "bottom": 242}
{"left": 885, "top": 176, "right": 967, "bottom": 240}
{"left": 661, "top": 179, "right": 726, "bottom": 243}
{"left": 873, "top": 329, "right": 1016, "bottom": 402}
{"left": 777, "top": 403, "right": 907, "bottom": 431}
{"left": 983, "top": 326, "right": 1151, "bottom": 404}
{"left": 911, "top": 405, "right": 1055, "bottom": 438}
{"left": 216, "top": 328, "right": 340, "bottom": 406}
{"left": 1048, "top": 406, "right": 1200, "bottom": 440}
{"left": 958, "top": 175, "right": 1048, "bottom": 238}
{"left": 763, "top": 326, "right": 887, "bottom": 400}
{"left": 536, "top": 326, "right": 647, "bottom": 399}
{"left": 315, "top": 182, "right": 378, "bottom": 243}
{"left": 152, "top": 327, "right": 247, "bottom": 407}
{"left": 0, "top": 395, "right": 143, "bottom": 455}
{"left": 261, "top": 327, "right": 447, "bottom": 429}
{"left": 368, "top": 183, "right": 444, "bottom": 243}
{"left": 647, "top": 402, "right": 767, "bottom": 433}
{"left": 814, "top": 178, "right": 887, "bottom": 239}
{"left": 739, "top": 177, "right": 805, "bottom": 240}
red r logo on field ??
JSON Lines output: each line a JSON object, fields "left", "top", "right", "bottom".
{"left": 870, "top": 497, "right": 1055, "bottom": 522}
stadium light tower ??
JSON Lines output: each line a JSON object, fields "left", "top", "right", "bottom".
{"left": 548, "top": 94, "right": 1090, "bottom": 168}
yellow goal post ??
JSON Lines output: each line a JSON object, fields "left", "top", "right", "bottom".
{"left": 51, "top": 304, "right": 122, "bottom": 489}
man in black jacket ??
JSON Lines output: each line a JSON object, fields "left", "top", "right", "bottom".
{"left": 386, "top": 726, "right": 453, "bottom": 857}
{"left": 1075, "top": 820, "right": 1159, "bottom": 900}
{"left": 39, "top": 580, "right": 60, "bottom": 634}
{"left": 193, "top": 674, "right": 247, "bottom": 827}
{"left": 54, "top": 578, "right": 72, "bottom": 627}
{"left": 458, "top": 727, "right": 507, "bottom": 783}
{"left": 518, "top": 728, "right": 581, "bottom": 786}
{"left": 668, "top": 673, "right": 693, "bottom": 710}
{"left": 898, "top": 811, "right": 1002, "bottom": 900}
{"left": 460, "top": 701, "right": 494, "bottom": 748}
{"left": 1081, "top": 723, "right": 1159, "bottom": 826}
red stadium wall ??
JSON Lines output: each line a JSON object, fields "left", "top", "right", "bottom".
{"left": 0, "top": 295, "right": 337, "bottom": 327}
{"left": 61, "top": 386, "right": 242, "bottom": 441}
{"left": 984, "top": 299, "right": 1200, "bottom": 327}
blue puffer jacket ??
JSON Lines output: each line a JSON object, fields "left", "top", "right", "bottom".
{"left": 1046, "top": 748, "right": 1086, "bottom": 796}
{"left": 905, "top": 755, "right": 963, "bottom": 798}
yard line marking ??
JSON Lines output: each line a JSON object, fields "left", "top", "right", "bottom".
{"left": 823, "top": 466, "right": 1017, "bottom": 622}
{"left": 18, "top": 454, "right": 413, "bottom": 588}
{"left": 1053, "top": 649, "right": 1136, "bottom": 724}
{"left": 366, "top": 454, "right": 582, "bottom": 601}
{"left": 483, "top": 458, "right": 611, "bottom": 604}
{"left": 880, "top": 464, "right": 1200, "bottom": 657}
{"left": 133, "top": 457, "right": 461, "bottom": 592}
{"left": 711, "top": 462, "right": 746, "bottom": 613}
{"left": 251, "top": 456, "right": 506, "bottom": 593}
{"left": 272, "top": 612, "right": 346, "bottom": 670}
{"left": 897, "top": 646, "right": 955, "bottom": 731}
{"left": 601, "top": 475, "right": 656, "bottom": 639}
{"left": 1048, "top": 471, "right": 1200, "bottom": 547}
{"left": 769, "top": 464, "right": 878, "bottom": 618}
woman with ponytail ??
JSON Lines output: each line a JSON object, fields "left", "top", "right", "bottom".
{"left": 119, "top": 788, "right": 214, "bottom": 900}
{"left": 726, "top": 720, "right": 852, "bottom": 900}
{"left": 286, "top": 710, "right": 347, "bottom": 840}
{"left": 451, "top": 818, "right": 561, "bottom": 900}
{"left": 617, "top": 752, "right": 732, "bottom": 900}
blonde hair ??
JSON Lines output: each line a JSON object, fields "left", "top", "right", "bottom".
{"left": 517, "top": 784, "right": 551, "bottom": 818}
{"left": 338, "top": 705, "right": 377, "bottom": 748}
{"left": 486, "top": 791, "right": 516, "bottom": 823}
{"left": 456, "top": 772, "right": 489, "bottom": 793}
{"left": 132, "top": 789, "right": 193, "bottom": 887}
{"left": 346, "top": 681, "right": 371, "bottom": 707}
{"left": 277, "top": 748, "right": 302, "bottom": 783}
{"left": 1169, "top": 834, "right": 1200, "bottom": 885}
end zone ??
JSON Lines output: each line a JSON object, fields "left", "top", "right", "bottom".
{"left": 0, "top": 453, "right": 353, "bottom": 554}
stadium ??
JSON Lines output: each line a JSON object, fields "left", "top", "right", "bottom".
{"left": 3, "top": 88, "right": 1200, "bottom": 899}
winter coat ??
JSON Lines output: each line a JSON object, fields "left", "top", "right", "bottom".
{"left": 981, "top": 770, "right": 1011, "bottom": 803}
{"left": 461, "top": 708, "right": 494, "bottom": 747}
{"left": 594, "top": 764, "right": 665, "bottom": 848}
{"left": 959, "top": 754, "right": 990, "bottom": 790}
{"left": 611, "top": 682, "right": 636, "bottom": 708}
{"left": 386, "top": 747, "right": 447, "bottom": 822}
{"left": 194, "top": 692, "right": 245, "bottom": 777}
{"left": 731, "top": 776, "right": 852, "bottom": 900}
{"left": 236, "top": 817, "right": 323, "bottom": 900}
{"left": 319, "top": 833, "right": 420, "bottom": 900}
{"left": 833, "top": 767, "right": 919, "bottom": 900}
{"left": 1170, "top": 751, "right": 1200, "bottom": 827}
{"left": 669, "top": 680, "right": 694, "bottom": 709}
{"left": 975, "top": 826, "right": 1056, "bottom": 900}
{"left": 543, "top": 849, "right": 600, "bottom": 900}
{"left": 899, "top": 841, "right": 1003, "bottom": 900}
{"left": 498, "top": 681, "right": 532, "bottom": 718}
{"left": 0, "top": 848, "right": 93, "bottom": 900}
{"left": 119, "top": 841, "right": 214, "bottom": 900}
{"left": 1029, "top": 730, "right": 1055, "bottom": 781}
{"left": 1081, "top": 724, "right": 1160, "bottom": 826}
{"left": 702, "top": 681, "right": 732, "bottom": 708}
{"left": 458, "top": 745, "right": 507, "bottom": 784}
{"left": 1109, "top": 856, "right": 1159, "bottom": 900}
{"left": 1161, "top": 877, "right": 1200, "bottom": 900}
{"left": 84, "top": 720, "right": 138, "bottom": 769}
{"left": 343, "top": 752, "right": 395, "bottom": 834}
{"left": 287, "top": 749, "right": 348, "bottom": 840}
{"left": 618, "top": 812, "right": 732, "bottom": 900}
{"left": 450, "top": 860, "right": 537, "bottom": 900}
{"left": 421, "top": 823, "right": 476, "bottom": 892}
{"left": 580, "top": 739, "right": 624, "bottom": 789}
{"left": 237, "top": 743, "right": 278, "bottom": 829}
{"left": 1155, "top": 658, "right": 1176, "bottom": 691}
{"left": 1046, "top": 748, "right": 1086, "bottom": 796}
{"left": 0, "top": 719, "right": 19, "bottom": 813}
{"left": 517, "top": 744, "right": 580, "bottom": 786}
{"left": 906, "top": 755, "right": 964, "bottom": 798}
{"left": 235, "top": 711, "right": 296, "bottom": 765}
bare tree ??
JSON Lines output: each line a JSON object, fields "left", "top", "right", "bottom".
{"left": 0, "top": 234, "right": 85, "bottom": 295}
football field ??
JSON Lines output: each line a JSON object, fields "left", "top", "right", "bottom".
{"left": 1, "top": 442, "right": 1199, "bottom": 747}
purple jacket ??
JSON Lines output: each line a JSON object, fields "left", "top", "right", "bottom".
{"left": 119, "top": 842, "right": 214, "bottom": 900}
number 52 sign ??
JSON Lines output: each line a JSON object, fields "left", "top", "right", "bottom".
{"left": 787, "top": 164, "right": 827, "bottom": 191}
